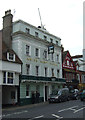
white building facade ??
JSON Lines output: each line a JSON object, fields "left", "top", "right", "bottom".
{"left": 12, "top": 20, "right": 65, "bottom": 105}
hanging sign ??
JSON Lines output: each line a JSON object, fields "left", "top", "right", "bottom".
{"left": 48, "top": 45, "right": 54, "bottom": 54}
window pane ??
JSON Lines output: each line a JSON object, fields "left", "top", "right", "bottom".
{"left": 45, "top": 67, "right": 47, "bottom": 77}
{"left": 8, "top": 72, "right": 13, "bottom": 84}
{"left": 9, "top": 53, "right": 14, "bottom": 60}
{"left": 26, "top": 85, "right": 29, "bottom": 96}
{"left": 3, "top": 72, "right": 6, "bottom": 83}
{"left": 26, "top": 45, "right": 30, "bottom": 55}
{"left": 26, "top": 64, "right": 30, "bottom": 75}
{"left": 35, "top": 48, "right": 39, "bottom": 57}
{"left": 36, "top": 66, "right": 39, "bottom": 76}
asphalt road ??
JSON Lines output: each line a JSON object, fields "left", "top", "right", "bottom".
{"left": 2, "top": 100, "right": 85, "bottom": 120}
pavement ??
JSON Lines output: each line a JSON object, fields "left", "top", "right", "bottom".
{"left": 2, "top": 101, "right": 48, "bottom": 111}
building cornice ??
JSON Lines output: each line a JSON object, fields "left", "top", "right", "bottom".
{"left": 13, "top": 19, "right": 61, "bottom": 41}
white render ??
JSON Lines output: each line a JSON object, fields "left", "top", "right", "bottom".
{"left": 12, "top": 20, "right": 62, "bottom": 78}
{"left": 0, "top": 60, "right": 21, "bottom": 85}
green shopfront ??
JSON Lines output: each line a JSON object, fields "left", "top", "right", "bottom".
{"left": 19, "top": 75, "right": 66, "bottom": 105}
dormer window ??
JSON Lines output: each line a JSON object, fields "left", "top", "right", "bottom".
{"left": 7, "top": 53, "right": 15, "bottom": 61}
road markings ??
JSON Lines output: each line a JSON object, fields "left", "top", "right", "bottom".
{"left": 58, "top": 105, "right": 78, "bottom": 112}
{"left": 3, "top": 110, "right": 28, "bottom": 117}
{"left": 34, "top": 115, "right": 44, "bottom": 119}
{"left": 52, "top": 114, "right": 63, "bottom": 119}
{"left": 74, "top": 106, "right": 85, "bottom": 113}
{"left": 28, "top": 115, "right": 44, "bottom": 120}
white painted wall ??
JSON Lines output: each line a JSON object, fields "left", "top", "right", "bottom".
{"left": 2, "top": 61, "right": 21, "bottom": 73}
{"left": 0, "top": 60, "right": 21, "bottom": 85}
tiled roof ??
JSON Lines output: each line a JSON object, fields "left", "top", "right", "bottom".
{"left": 0, "top": 30, "right": 22, "bottom": 64}
{"left": 72, "top": 55, "right": 83, "bottom": 59}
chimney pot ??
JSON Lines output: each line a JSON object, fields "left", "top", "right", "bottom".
{"left": 5, "top": 10, "right": 11, "bottom": 16}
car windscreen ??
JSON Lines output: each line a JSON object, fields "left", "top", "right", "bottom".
{"left": 51, "top": 90, "right": 58, "bottom": 95}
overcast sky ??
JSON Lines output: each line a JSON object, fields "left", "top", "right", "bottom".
{"left": 0, "top": 0, "right": 84, "bottom": 56}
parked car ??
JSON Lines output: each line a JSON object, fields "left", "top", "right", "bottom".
{"left": 69, "top": 89, "right": 79, "bottom": 100}
{"left": 80, "top": 89, "right": 85, "bottom": 101}
{"left": 48, "top": 88, "right": 70, "bottom": 103}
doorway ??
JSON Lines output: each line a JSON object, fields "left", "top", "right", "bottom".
{"left": 45, "top": 86, "right": 48, "bottom": 101}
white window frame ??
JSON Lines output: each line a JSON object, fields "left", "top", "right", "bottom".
{"left": 7, "top": 53, "right": 15, "bottom": 61}
{"left": 3, "top": 71, "right": 15, "bottom": 84}
{"left": 35, "top": 48, "right": 40, "bottom": 58}
{"left": 26, "top": 45, "right": 31, "bottom": 56}
{"left": 43, "top": 50, "right": 48, "bottom": 60}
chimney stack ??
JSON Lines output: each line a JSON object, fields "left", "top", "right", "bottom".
{"left": 2, "top": 10, "right": 13, "bottom": 49}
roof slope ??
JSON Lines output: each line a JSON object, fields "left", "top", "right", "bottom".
{"left": 0, "top": 30, "right": 22, "bottom": 64}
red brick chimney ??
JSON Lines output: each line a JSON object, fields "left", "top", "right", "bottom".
{"left": 2, "top": 10, "right": 13, "bottom": 49}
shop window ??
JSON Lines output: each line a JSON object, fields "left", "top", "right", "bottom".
{"left": 26, "top": 85, "right": 30, "bottom": 97}
{"left": 52, "top": 85, "right": 55, "bottom": 92}
{"left": 36, "top": 85, "right": 40, "bottom": 92}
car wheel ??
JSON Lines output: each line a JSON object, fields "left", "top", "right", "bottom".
{"left": 67, "top": 97, "right": 70, "bottom": 101}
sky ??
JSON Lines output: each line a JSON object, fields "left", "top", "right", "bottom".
{"left": 0, "top": 0, "right": 84, "bottom": 56}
